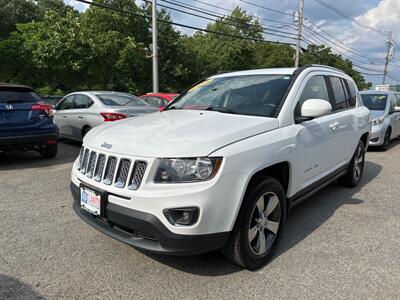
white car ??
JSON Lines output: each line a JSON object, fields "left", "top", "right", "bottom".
{"left": 70, "top": 65, "right": 371, "bottom": 269}
{"left": 54, "top": 91, "right": 158, "bottom": 141}
{"left": 360, "top": 90, "right": 400, "bottom": 150}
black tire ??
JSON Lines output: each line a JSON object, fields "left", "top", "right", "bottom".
{"left": 40, "top": 143, "right": 58, "bottom": 159}
{"left": 222, "top": 176, "right": 286, "bottom": 270}
{"left": 339, "top": 140, "right": 365, "bottom": 187}
{"left": 380, "top": 128, "right": 391, "bottom": 151}
{"left": 82, "top": 126, "right": 91, "bottom": 139}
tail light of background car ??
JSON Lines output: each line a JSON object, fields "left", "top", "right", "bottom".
{"left": 100, "top": 112, "right": 128, "bottom": 122}
{"left": 31, "top": 103, "right": 54, "bottom": 117}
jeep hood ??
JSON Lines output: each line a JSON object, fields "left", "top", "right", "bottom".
{"left": 84, "top": 110, "right": 278, "bottom": 157}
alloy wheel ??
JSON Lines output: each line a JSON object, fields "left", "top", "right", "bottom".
{"left": 248, "top": 192, "right": 281, "bottom": 256}
{"left": 353, "top": 144, "right": 364, "bottom": 181}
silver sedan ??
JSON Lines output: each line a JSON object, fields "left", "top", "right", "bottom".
{"left": 361, "top": 90, "right": 400, "bottom": 150}
{"left": 54, "top": 91, "right": 158, "bottom": 141}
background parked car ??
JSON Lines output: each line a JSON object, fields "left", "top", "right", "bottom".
{"left": 40, "top": 95, "right": 64, "bottom": 108}
{"left": 0, "top": 83, "right": 58, "bottom": 158}
{"left": 361, "top": 90, "right": 400, "bottom": 150}
{"left": 54, "top": 91, "right": 158, "bottom": 142}
{"left": 139, "top": 93, "right": 179, "bottom": 110}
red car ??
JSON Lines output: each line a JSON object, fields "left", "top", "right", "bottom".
{"left": 139, "top": 93, "right": 179, "bottom": 110}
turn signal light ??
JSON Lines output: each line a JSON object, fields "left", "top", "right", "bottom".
{"left": 100, "top": 112, "right": 128, "bottom": 122}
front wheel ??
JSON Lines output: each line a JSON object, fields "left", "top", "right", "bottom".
{"left": 222, "top": 177, "right": 286, "bottom": 270}
{"left": 339, "top": 140, "right": 365, "bottom": 187}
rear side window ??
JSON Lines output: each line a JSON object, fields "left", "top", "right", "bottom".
{"left": 329, "top": 77, "right": 348, "bottom": 111}
{"left": 144, "top": 96, "right": 167, "bottom": 107}
{"left": 395, "top": 93, "right": 400, "bottom": 106}
{"left": 346, "top": 80, "right": 357, "bottom": 107}
{"left": 58, "top": 96, "right": 75, "bottom": 110}
{"left": 73, "top": 94, "right": 93, "bottom": 109}
{"left": 0, "top": 89, "right": 41, "bottom": 104}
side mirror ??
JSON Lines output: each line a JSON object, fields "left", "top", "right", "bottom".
{"left": 301, "top": 99, "right": 332, "bottom": 119}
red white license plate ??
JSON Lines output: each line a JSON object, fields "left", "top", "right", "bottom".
{"left": 80, "top": 186, "right": 101, "bottom": 216}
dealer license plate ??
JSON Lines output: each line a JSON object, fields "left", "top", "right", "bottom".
{"left": 80, "top": 186, "right": 102, "bottom": 216}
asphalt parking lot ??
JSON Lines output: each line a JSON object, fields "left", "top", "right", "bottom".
{"left": 0, "top": 140, "right": 399, "bottom": 299}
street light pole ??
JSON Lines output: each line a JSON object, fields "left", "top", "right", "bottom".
{"left": 152, "top": 0, "right": 159, "bottom": 93}
{"left": 295, "top": 0, "right": 305, "bottom": 68}
{"left": 382, "top": 31, "right": 393, "bottom": 85}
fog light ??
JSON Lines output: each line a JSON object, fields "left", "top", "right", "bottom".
{"left": 371, "top": 137, "right": 379, "bottom": 142}
{"left": 164, "top": 207, "right": 199, "bottom": 226}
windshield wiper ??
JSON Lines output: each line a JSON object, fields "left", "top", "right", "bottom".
{"left": 204, "top": 106, "right": 238, "bottom": 115}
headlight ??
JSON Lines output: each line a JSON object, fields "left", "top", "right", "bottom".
{"left": 154, "top": 157, "right": 222, "bottom": 183}
{"left": 372, "top": 117, "right": 384, "bottom": 126}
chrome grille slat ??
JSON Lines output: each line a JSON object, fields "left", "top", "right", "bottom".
{"left": 94, "top": 154, "right": 106, "bottom": 182}
{"left": 128, "top": 161, "right": 147, "bottom": 190}
{"left": 103, "top": 156, "right": 117, "bottom": 185}
{"left": 78, "top": 146, "right": 85, "bottom": 170}
{"left": 86, "top": 151, "right": 97, "bottom": 178}
{"left": 115, "top": 159, "right": 131, "bottom": 188}
{"left": 80, "top": 148, "right": 90, "bottom": 174}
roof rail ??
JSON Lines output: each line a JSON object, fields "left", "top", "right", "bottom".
{"left": 299, "top": 64, "right": 345, "bottom": 73}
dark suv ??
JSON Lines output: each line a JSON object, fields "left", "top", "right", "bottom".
{"left": 0, "top": 83, "right": 59, "bottom": 158}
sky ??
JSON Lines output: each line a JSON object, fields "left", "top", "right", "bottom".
{"left": 64, "top": 0, "right": 400, "bottom": 86}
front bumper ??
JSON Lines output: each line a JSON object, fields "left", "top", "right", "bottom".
{"left": 369, "top": 125, "right": 385, "bottom": 146}
{"left": 71, "top": 182, "right": 230, "bottom": 255}
{"left": 0, "top": 132, "right": 58, "bottom": 150}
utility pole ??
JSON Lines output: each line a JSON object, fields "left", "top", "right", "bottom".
{"left": 295, "top": 0, "right": 305, "bottom": 67}
{"left": 152, "top": 0, "right": 159, "bottom": 93}
{"left": 382, "top": 31, "right": 393, "bottom": 85}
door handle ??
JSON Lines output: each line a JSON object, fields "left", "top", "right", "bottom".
{"left": 329, "top": 121, "right": 339, "bottom": 130}
{"left": 78, "top": 115, "right": 83, "bottom": 119}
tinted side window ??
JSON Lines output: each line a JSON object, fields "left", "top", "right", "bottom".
{"left": 346, "top": 80, "right": 357, "bottom": 107}
{"left": 145, "top": 96, "right": 163, "bottom": 107}
{"left": 389, "top": 95, "right": 397, "bottom": 113}
{"left": 59, "top": 96, "right": 74, "bottom": 110}
{"left": 298, "top": 75, "right": 330, "bottom": 106}
{"left": 73, "top": 94, "right": 93, "bottom": 109}
{"left": 395, "top": 94, "right": 400, "bottom": 106}
{"left": 329, "top": 76, "right": 348, "bottom": 111}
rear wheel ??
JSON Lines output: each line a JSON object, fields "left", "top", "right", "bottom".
{"left": 339, "top": 140, "right": 365, "bottom": 187}
{"left": 222, "top": 177, "right": 286, "bottom": 270}
{"left": 40, "top": 143, "right": 58, "bottom": 159}
{"left": 380, "top": 128, "right": 391, "bottom": 151}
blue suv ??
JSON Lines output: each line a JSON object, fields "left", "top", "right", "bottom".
{"left": 0, "top": 83, "right": 59, "bottom": 158}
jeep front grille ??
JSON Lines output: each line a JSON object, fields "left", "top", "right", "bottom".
{"left": 77, "top": 146, "right": 147, "bottom": 190}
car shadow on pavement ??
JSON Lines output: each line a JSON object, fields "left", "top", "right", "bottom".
{"left": 142, "top": 160, "right": 382, "bottom": 276}
{"left": 367, "top": 137, "right": 400, "bottom": 152}
{"left": 0, "top": 274, "right": 43, "bottom": 299}
{"left": 0, "top": 140, "right": 81, "bottom": 171}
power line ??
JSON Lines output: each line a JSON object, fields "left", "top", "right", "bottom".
{"left": 187, "top": 0, "right": 294, "bottom": 26}
{"left": 313, "top": 0, "right": 386, "bottom": 36}
{"left": 239, "top": 0, "right": 294, "bottom": 17}
{"left": 74, "top": 0, "right": 297, "bottom": 46}
{"left": 157, "top": 0, "right": 299, "bottom": 39}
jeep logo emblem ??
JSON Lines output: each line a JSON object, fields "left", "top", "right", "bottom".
{"left": 101, "top": 142, "right": 112, "bottom": 149}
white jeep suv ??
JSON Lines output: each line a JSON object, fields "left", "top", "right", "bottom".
{"left": 70, "top": 65, "right": 371, "bottom": 269}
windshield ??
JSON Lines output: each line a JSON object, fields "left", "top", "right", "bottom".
{"left": 0, "top": 90, "right": 41, "bottom": 104}
{"left": 167, "top": 75, "right": 292, "bottom": 117}
{"left": 97, "top": 93, "right": 148, "bottom": 107}
{"left": 361, "top": 94, "right": 388, "bottom": 111}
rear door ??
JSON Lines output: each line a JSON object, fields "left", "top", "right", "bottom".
{"left": 54, "top": 95, "right": 75, "bottom": 137}
{"left": 326, "top": 76, "right": 356, "bottom": 164}
{"left": 69, "top": 94, "right": 94, "bottom": 140}
{"left": 0, "top": 87, "right": 45, "bottom": 137}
